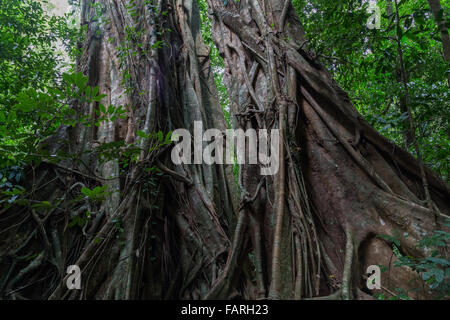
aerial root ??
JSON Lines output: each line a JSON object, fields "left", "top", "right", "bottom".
{"left": 341, "top": 225, "right": 355, "bottom": 300}
{"left": 305, "top": 225, "right": 356, "bottom": 300}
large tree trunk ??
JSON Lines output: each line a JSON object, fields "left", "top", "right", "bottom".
{"left": 1, "top": 0, "right": 239, "bottom": 300}
{"left": 0, "top": 0, "right": 448, "bottom": 300}
{"left": 202, "top": 0, "right": 450, "bottom": 300}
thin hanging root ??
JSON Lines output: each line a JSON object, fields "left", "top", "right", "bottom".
{"left": 319, "top": 240, "right": 339, "bottom": 280}
{"left": 341, "top": 225, "right": 355, "bottom": 300}
{"left": 294, "top": 236, "right": 303, "bottom": 300}
{"left": 205, "top": 207, "right": 249, "bottom": 299}
{"left": 392, "top": 0, "right": 434, "bottom": 213}
{"left": 156, "top": 161, "right": 193, "bottom": 186}
{"left": 306, "top": 226, "right": 356, "bottom": 301}
{"left": 5, "top": 251, "right": 45, "bottom": 298}
{"left": 279, "top": 0, "right": 291, "bottom": 33}
{"left": 250, "top": 215, "right": 266, "bottom": 298}
{"left": 205, "top": 177, "right": 265, "bottom": 299}
{"left": 302, "top": 231, "right": 312, "bottom": 298}
{"left": 49, "top": 187, "right": 138, "bottom": 300}
{"left": 267, "top": 33, "right": 288, "bottom": 300}
{"left": 286, "top": 143, "right": 324, "bottom": 299}
{"left": 229, "top": 40, "right": 264, "bottom": 113}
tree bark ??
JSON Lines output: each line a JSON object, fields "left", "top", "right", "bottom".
{"left": 198, "top": 0, "right": 450, "bottom": 299}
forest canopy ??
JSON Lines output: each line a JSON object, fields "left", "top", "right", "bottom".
{"left": 1, "top": 1, "right": 448, "bottom": 180}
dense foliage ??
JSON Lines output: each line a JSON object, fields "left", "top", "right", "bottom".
{"left": 293, "top": 0, "right": 449, "bottom": 180}
{"left": 0, "top": 0, "right": 77, "bottom": 169}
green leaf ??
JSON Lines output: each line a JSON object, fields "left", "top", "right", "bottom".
{"left": 426, "top": 257, "right": 450, "bottom": 266}
{"left": 402, "top": 32, "right": 419, "bottom": 43}
{"left": 137, "top": 130, "right": 149, "bottom": 139}
{"left": 165, "top": 131, "right": 173, "bottom": 144}
{"left": 31, "top": 200, "right": 53, "bottom": 209}
{"left": 157, "top": 131, "right": 163, "bottom": 142}
{"left": 73, "top": 72, "right": 89, "bottom": 89}
{"left": 15, "top": 92, "right": 35, "bottom": 113}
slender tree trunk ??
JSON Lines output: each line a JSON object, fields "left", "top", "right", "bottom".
{"left": 0, "top": 0, "right": 449, "bottom": 300}
{"left": 393, "top": 0, "right": 433, "bottom": 211}
{"left": 427, "top": 0, "right": 450, "bottom": 86}
{"left": 427, "top": 0, "right": 450, "bottom": 61}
